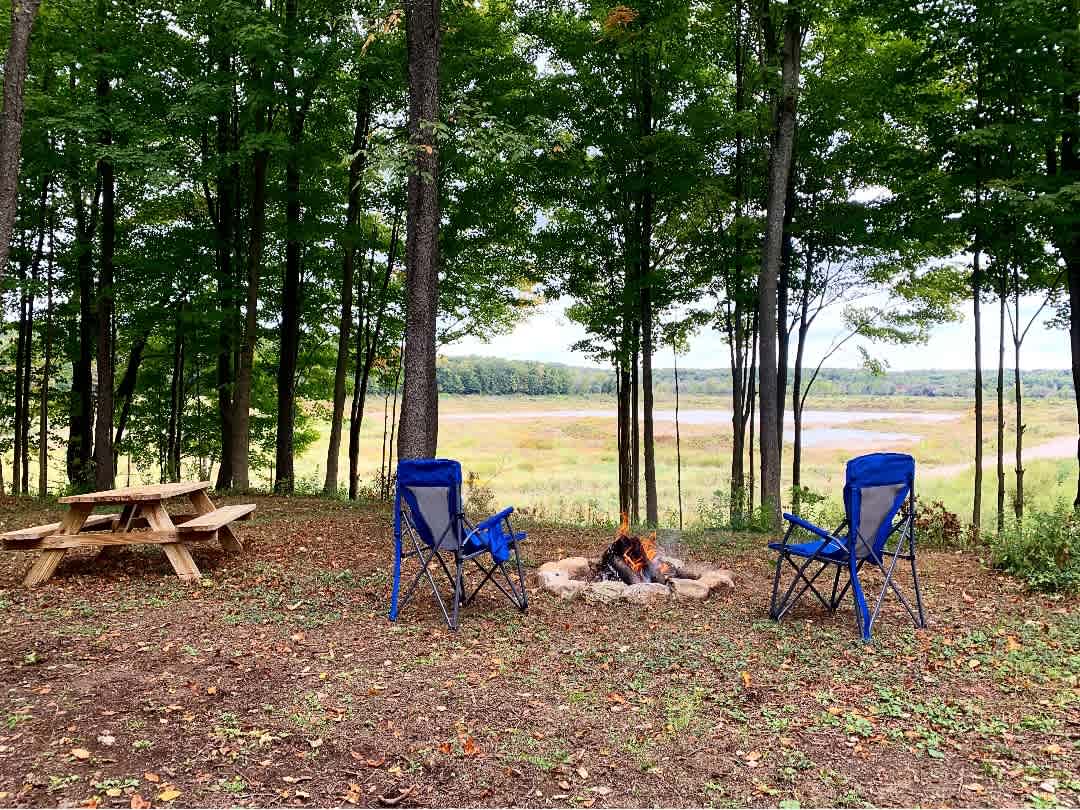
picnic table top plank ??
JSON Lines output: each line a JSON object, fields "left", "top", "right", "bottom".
{"left": 177, "top": 504, "right": 256, "bottom": 532}
{"left": 57, "top": 481, "right": 211, "bottom": 504}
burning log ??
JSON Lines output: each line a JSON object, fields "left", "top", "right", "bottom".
{"left": 598, "top": 513, "right": 668, "bottom": 585}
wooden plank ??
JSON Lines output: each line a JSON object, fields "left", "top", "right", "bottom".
{"left": 1, "top": 513, "right": 120, "bottom": 541}
{"left": 7, "top": 530, "right": 218, "bottom": 550}
{"left": 187, "top": 490, "right": 245, "bottom": 552}
{"left": 177, "top": 504, "right": 256, "bottom": 532}
{"left": 22, "top": 504, "right": 92, "bottom": 587}
{"left": 58, "top": 481, "right": 210, "bottom": 505}
{"left": 141, "top": 502, "right": 201, "bottom": 583}
{"left": 161, "top": 544, "right": 201, "bottom": 582}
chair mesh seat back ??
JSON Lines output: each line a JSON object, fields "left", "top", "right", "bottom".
{"left": 843, "top": 453, "right": 915, "bottom": 561}
{"left": 396, "top": 459, "right": 463, "bottom": 551}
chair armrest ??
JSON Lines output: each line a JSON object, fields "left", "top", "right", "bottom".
{"left": 474, "top": 506, "right": 514, "bottom": 533}
{"left": 782, "top": 512, "right": 845, "bottom": 545}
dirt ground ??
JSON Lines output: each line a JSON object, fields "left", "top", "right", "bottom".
{"left": 0, "top": 494, "right": 1075, "bottom": 808}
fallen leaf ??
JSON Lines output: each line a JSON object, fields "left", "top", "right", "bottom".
{"left": 143, "top": 773, "right": 161, "bottom": 783}
{"left": 97, "top": 735, "right": 116, "bottom": 747}
{"left": 130, "top": 795, "right": 150, "bottom": 809}
{"left": 156, "top": 789, "right": 181, "bottom": 802}
{"left": 106, "top": 788, "right": 123, "bottom": 798}
{"left": 961, "top": 590, "right": 976, "bottom": 604}
{"left": 740, "top": 671, "right": 752, "bottom": 688}
{"left": 70, "top": 748, "right": 91, "bottom": 760}
{"left": 462, "top": 736, "right": 480, "bottom": 757}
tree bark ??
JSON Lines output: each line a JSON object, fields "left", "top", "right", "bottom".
{"left": 397, "top": 0, "right": 442, "bottom": 461}
{"left": 0, "top": 0, "right": 42, "bottom": 284}
{"left": 756, "top": 3, "right": 801, "bottom": 528}
{"left": 326, "top": 84, "right": 371, "bottom": 495}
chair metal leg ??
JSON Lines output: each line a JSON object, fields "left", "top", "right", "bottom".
{"left": 451, "top": 555, "right": 465, "bottom": 631}
{"left": 911, "top": 553, "right": 926, "bottom": 628}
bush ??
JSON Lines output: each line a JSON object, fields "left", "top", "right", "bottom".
{"left": 915, "top": 499, "right": 964, "bottom": 548}
{"left": 991, "top": 501, "right": 1080, "bottom": 593}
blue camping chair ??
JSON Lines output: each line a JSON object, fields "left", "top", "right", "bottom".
{"left": 390, "top": 458, "right": 528, "bottom": 630}
{"left": 768, "top": 452, "right": 926, "bottom": 641}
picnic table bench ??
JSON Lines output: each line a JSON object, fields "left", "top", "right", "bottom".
{"left": 1, "top": 482, "right": 255, "bottom": 587}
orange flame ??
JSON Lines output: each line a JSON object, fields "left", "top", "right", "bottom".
{"left": 616, "top": 512, "right": 657, "bottom": 575}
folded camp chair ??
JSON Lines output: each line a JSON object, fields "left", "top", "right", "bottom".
{"left": 390, "top": 458, "right": 527, "bottom": 630}
{"left": 767, "top": 452, "right": 926, "bottom": 641}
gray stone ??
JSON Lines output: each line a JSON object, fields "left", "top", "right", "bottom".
{"left": 538, "top": 556, "right": 591, "bottom": 579}
{"left": 584, "top": 581, "right": 627, "bottom": 604}
{"left": 697, "top": 568, "right": 736, "bottom": 592}
{"left": 670, "top": 577, "right": 710, "bottom": 600}
{"left": 537, "top": 570, "right": 587, "bottom": 600}
{"left": 621, "top": 582, "right": 671, "bottom": 604}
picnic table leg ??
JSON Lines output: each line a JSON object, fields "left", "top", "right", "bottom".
{"left": 188, "top": 489, "right": 244, "bottom": 553}
{"left": 24, "top": 504, "right": 93, "bottom": 587}
{"left": 144, "top": 502, "right": 201, "bottom": 583}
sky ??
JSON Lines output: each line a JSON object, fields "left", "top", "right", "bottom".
{"left": 443, "top": 294, "right": 1072, "bottom": 372}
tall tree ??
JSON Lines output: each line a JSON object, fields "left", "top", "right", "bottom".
{"left": 756, "top": 0, "right": 802, "bottom": 527}
{"left": 397, "top": 0, "right": 441, "bottom": 460}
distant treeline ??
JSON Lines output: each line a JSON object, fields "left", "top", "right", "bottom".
{"left": 437, "top": 356, "right": 1074, "bottom": 399}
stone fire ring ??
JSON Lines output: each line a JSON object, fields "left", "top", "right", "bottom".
{"left": 537, "top": 556, "right": 735, "bottom": 604}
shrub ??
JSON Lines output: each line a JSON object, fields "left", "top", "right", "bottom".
{"left": 464, "top": 471, "right": 495, "bottom": 517}
{"left": 915, "top": 499, "right": 964, "bottom": 548}
{"left": 991, "top": 501, "right": 1080, "bottom": 593}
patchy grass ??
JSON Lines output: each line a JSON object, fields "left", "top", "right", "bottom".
{"left": 0, "top": 494, "right": 1075, "bottom": 808}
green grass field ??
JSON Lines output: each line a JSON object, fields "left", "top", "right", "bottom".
{"left": 283, "top": 393, "right": 1078, "bottom": 529}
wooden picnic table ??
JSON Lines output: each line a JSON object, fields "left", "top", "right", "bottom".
{"left": 0, "top": 481, "right": 255, "bottom": 587}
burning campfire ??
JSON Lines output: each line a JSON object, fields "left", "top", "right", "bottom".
{"left": 598, "top": 513, "right": 671, "bottom": 585}
{"left": 536, "top": 515, "right": 736, "bottom": 604}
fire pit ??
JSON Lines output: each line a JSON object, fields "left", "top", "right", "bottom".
{"left": 538, "top": 515, "right": 735, "bottom": 604}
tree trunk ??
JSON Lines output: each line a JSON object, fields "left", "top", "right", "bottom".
{"left": 231, "top": 134, "right": 268, "bottom": 492}
{"left": 93, "top": 54, "right": 116, "bottom": 491}
{"left": 631, "top": 322, "right": 640, "bottom": 524}
{"left": 748, "top": 318, "right": 757, "bottom": 517}
{"left": 996, "top": 273, "right": 1006, "bottom": 533}
{"left": 112, "top": 333, "right": 148, "bottom": 467}
{"left": 0, "top": 0, "right": 42, "bottom": 284}
{"left": 17, "top": 191, "right": 46, "bottom": 495}
{"left": 637, "top": 50, "right": 657, "bottom": 527}
{"left": 39, "top": 209, "right": 53, "bottom": 496}
{"left": 326, "top": 85, "right": 371, "bottom": 495}
{"left": 972, "top": 248, "right": 983, "bottom": 533}
{"left": 1069, "top": 253, "right": 1080, "bottom": 510}
{"left": 398, "top": 0, "right": 442, "bottom": 461}
{"left": 275, "top": 0, "right": 304, "bottom": 493}
{"left": 348, "top": 218, "right": 399, "bottom": 499}
{"left": 776, "top": 140, "right": 796, "bottom": 455}
{"left": 727, "top": 0, "right": 749, "bottom": 527}
{"left": 673, "top": 344, "right": 682, "bottom": 531}
{"left": 13, "top": 250, "right": 28, "bottom": 494}
{"left": 213, "top": 40, "right": 237, "bottom": 491}
{"left": 756, "top": 5, "right": 801, "bottom": 528}
{"left": 617, "top": 363, "right": 632, "bottom": 516}
{"left": 1012, "top": 265, "right": 1024, "bottom": 521}
{"left": 166, "top": 307, "right": 186, "bottom": 483}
